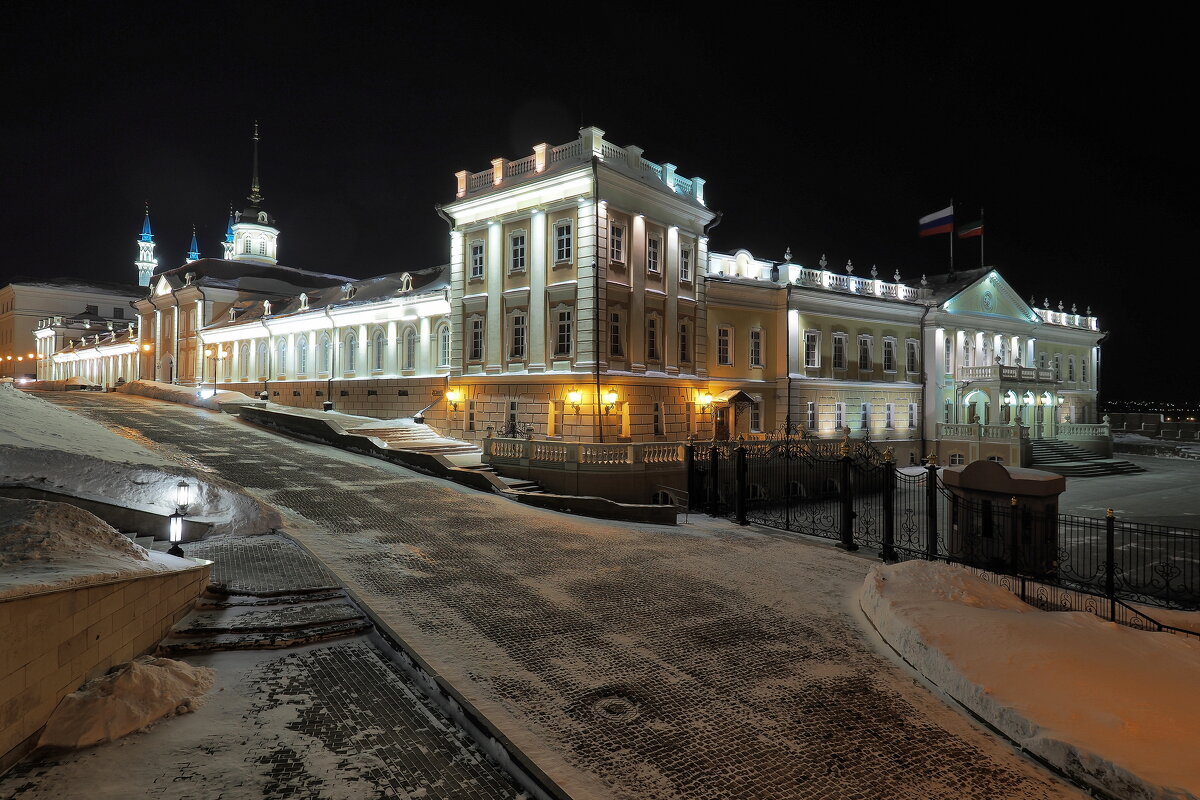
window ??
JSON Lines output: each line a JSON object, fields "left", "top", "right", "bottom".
{"left": 373, "top": 331, "right": 386, "bottom": 371}
{"left": 944, "top": 337, "right": 952, "bottom": 374}
{"left": 297, "top": 336, "right": 308, "bottom": 375}
{"left": 469, "top": 319, "right": 484, "bottom": 361}
{"left": 860, "top": 402, "right": 870, "bottom": 429}
{"left": 998, "top": 337, "right": 1010, "bottom": 365}
{"left": 555, "top": 308, "right": 572, "bottom": 356}
{"left": 610, "top": 223, "right": 625, "bottom": 263}
{"left": 749, "top": 328, "right": 763, "bottom": 367}
{"left": 277, "top": 338, "right": 287, "bottom": 377}
{"left": 510, "top": 314, "right": 527, "bottom": 360}
{"left": 678, "top": 322, "right": 689, "bottom": 363}
{"left": 319, "top": 334, "right": 332, "bottom": 374}
{"left": 555, "top": 221, "right": 572, "bottom": 262}
{"left": 344, "top": 332, "right": 357, "bottom": 372}
{"left": 680, "top": 246, "right": 692, "bottom": 282}
{"left": 257, "top": 341, "right": 269, "bottom": 378}
{"left": 1081, "top": 356, "right": 1089, "bottom": 385}
{"left": 437, "top": 325, "right": 450, "bottom": 367}
{"left": 987, "top": 455, "right": 1004, "bottom": 464}
{"left": 113, "top": 308, "right": 124, "bottom": 319}
{"left": 950, "top": 453, "right": 966, "bottom": 466}
{"left": 982, "top": 337, "right": 993, "bottom": 365}
{"left": 85, "top": 305, "right": 98, "bottom": 315}
{"left": 653, "top": 402, "right": 663, "bottom": 435}
{"left": 1039, "top": 352, "right": 1047, "bottom": 370}
{"left": 509, "top": 231, "right": 526, "bottom": 273}
{"left": 750, "top": 402, "right": 762, "bottom": 432}
{"left": 907, "top": 340, "right": 919, "bottom": 373}
{"left": 832, "top": 334, "right": 847, "bottom": 370}
{"left": 244, "top": 239, "right": 252, "bottom": 254}
{"left": 717, "top": 326, "right": 732, "bottom": 365}
{"left": 240, "top": 343, "right": 250, "bottom": 379}
{"left": 806, "top": 401, "right": 816, "bottom": 430}
{"left": 1054, "top": 354, "right": 1062, "bottom": 380}
{"left": 403, "top": 328, "right": 417, "bottom": 370}
{"left": 609, "top": 311, "right": 623, "bottom": 357}
{"left": 883, "top": 339, "right": 897, "bottom": 372}
{"left": 835, "top": 402, "right": 845, "bottom": 430}
{"left": 1067, "top": 356, "right": 1075, "bottom": 382}
{"left": 647, "top": 236, "right": 661, "bottom": 273}
{"left": 647, "top": 317, "right": 660, "bottom": 361}
{"left": 804, "top": 331, "right": 820, "bottom": 368}
{"left": 885, "top": 402, "right": 895, "bottom": 429}
{"left": 469, "top": 241, "right": 484, "bottom": 279}
{"left": 259, "top": 240, "right": 267, "bottom": 255}
{"left": 859, "top": 335, "right": 873, "bottom": 371}
{"left": 909, "top": 402, "right": 918, "bottom": 428}
{"left": 962, "top": 340, "right": 972, "bottom": 368}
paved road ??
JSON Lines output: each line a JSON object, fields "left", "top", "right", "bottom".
{"left": 41, "top": 393, "right": 1083, "bottom": 800}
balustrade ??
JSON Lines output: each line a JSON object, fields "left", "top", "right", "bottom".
{"left": 484, "top": 437, "right": 686, "bottom": 467}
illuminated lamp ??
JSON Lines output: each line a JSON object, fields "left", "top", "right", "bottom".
{"left": 567, "top": 389, "right": 583, "bottom": 413}
{"left": 697, "top": 392, "right": 714, "bottom": 414}
{"left": 445, "top": 388, "right": 463, "bottom": 411}
{"left": 602, "top": 390, "right": 618, "bottom": 415}
{"left": 167, "top": 511, "right": 185, "bottom": 557}
{"left": 142, "top": 343, "right": 152, "bottom": 351}
{"left": 175, "top": 480, "right": 191, "bottom": 511}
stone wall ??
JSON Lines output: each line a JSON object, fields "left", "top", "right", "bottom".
{"left": 0, "top": 562, "right": 210, "bottom": 772}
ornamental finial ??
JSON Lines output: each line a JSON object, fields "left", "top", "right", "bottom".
{"left": 870, "top": 264, "right": 878, "bottom": 278}
{"left": 845, "top": 259, "right": 854, "bottom": 275}
{"left": 819, "top": 253, "right": 828, "bottom": 269}
{"left": 784, "top": 247, "right": 792, "bottom": 262}
{"left": 894, "top": 269, "right": 901, "bottom": 282}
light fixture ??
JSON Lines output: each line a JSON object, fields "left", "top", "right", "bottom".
{"left": 174, "top": 480, "right": 191, "bottom": 511}
{"left": 167, "top": 511, "right": 185, "bottom": 557}
{"left": 697, "top": 392, "right": 714, "bottom": 415}
{"left": 445, "top": 388, "right": 463, "bottom": 411}
{"left": 567, "top": 389, "right": 583, "bottom": 413}
{"left": 142, "top": 344, "right": 152, "bottom": 351}
{"left": 602, "top": 389, "right": 618, "bottom": 415}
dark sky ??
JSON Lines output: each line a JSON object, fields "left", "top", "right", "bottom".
{"left": 2, "top": 6, "right": 1187, "bottom": 402}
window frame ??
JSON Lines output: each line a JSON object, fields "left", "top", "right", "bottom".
{"left": 437, "top": 324, "right": 451, "bottom": 368}
{"left": 646, "top": 234, "right": 661, "bottom": 274}
{"left": 832, "top": 333, "right": 848, "bottom": 371}
{"left": 610, "top": 222, "right": 625, "bottom": 264}
{"left": 678, "top": 320, "right": 690, "bottom": 363}
{"left": 679, "top": 245, "right": 692, "bottom": 282}
{"left": 858, "top": 335, "right": 873, "bottom": 372}
{"left": 646, "top": 315, "right": 660, "bottom": 362}
{"left": 508, "top": 230, "right": 527, "bottom": 274}
{"left": 716, "top": 325, "right": 733, "bottom": 366}
{"left": 402, "top": 327, "right": 417, "bottom": 371}
{"left": 749, "top": 327, "right": 763, "bottom": 368}
{"left": 882, "top": 337, "right": 897, "bottom": 373}
{"left": 609, "top": 309, "right": 624, "bottom": 358}
{"left": 554, "top": 305, "right": 573, "bottom": 357}
{"left": 469, "top": 240, "right": 485, "bottom": 280}
{"left": 509, "top": 311, "right": 528, "bottom": 360}
{"left": 804, "top": 330, "right": 820, "bottom": 369}
{"left": 906, "top": 339, "right": 920, "bottom": 374}
{"left": 468, "top": 317, "right": 484, "bottom": 363}
{"left": 554, "top": 220, "right": 573, "bottom": 263}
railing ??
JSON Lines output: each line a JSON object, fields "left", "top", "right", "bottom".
{"left": 600, "top": 141, "right": 625, "bottom": 161}
{"left": 550, "top": 139, "right": 583, "bottom": 163}
{"left": 959, "top": 365, "right": 1058, "bottom": 382}
{"left": 483, "top": 437, "right": 685, "bottom": 468}
{"left": 936, "top": 422, "right": 1026, "bottom": 440}
{"left": 468, "top": 170, "right": 493, "bottom": 191}
{"left": 1035, "top": 308, "right": 1100, "bottom": 331}
{"left": 1058, "top": 422, "right": 1111, "bottom": 440}
{"left": 506, "top": 154, "right": 537, "bottom": 178}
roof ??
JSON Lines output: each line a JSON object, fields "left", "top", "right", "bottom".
{"left": 148, "top": 258, "right": 353, "bottom": 296}
{"left": 2, "top": 276, "right": 144, "bottom": 297}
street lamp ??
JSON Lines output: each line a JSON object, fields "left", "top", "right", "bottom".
{"left": 167, "top": 480, "right": 190, "bottom": 557}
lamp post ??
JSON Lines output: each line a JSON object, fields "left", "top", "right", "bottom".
{"left": 167, "top": 480, "right": 190, "bottom": 558}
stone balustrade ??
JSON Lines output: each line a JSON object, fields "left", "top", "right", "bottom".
{"left": 484, "top": 437, "right": 686, "bottom": 468}
{"left": 937, "top": 422, "right": 1028, "bottom": 441}
{"left": 959, "top": 365, "right": 1058, "bottom": 382}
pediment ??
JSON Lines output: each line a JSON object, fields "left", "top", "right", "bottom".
{"left": 943, "top": 271, "right": 1039, "bottom": 324}
{"left": 154, "top": 276, "right": 173, "bottom": 297}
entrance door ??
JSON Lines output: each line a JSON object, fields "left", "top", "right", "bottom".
{"left": 715, "top": 407, "right": 730, "bottom": 440}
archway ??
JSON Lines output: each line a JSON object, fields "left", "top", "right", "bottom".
{"left": 963, "top": 390, "right": 990, "bottom": 425}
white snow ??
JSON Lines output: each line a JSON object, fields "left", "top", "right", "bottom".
{"left": 861, "top": 560, "right": 1200, "bottom": 800}
{"left": 117, "top": 379, "right": 259, "bottom": 411}
{"left": 38, "top": 656, "right": 215, "bottom": 750}
{"left": 0, "top": 383, "right": 282, "bottom": 536}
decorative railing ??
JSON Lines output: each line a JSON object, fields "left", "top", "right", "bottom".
{"left": 1034, "top": 307, "right": 1100, "bottom": 331}
{"left": 1057, "top": 422, "right": 1111, "bottom": 440}
{"left": 959, "top": 365, "right": 1058, "bottom": 382}
{"left": 506, "top": 154, "right": 537, "bottom": 178}
{"left": 550, "top": 139, "right": 582, "bottom": 163}
{"left": 788, "top": 266, "right": 919, "bottom": 303}
{"left": 468, "top": 170, "right": 493, "bottom": 191}
{"left": 937, "top": 422, "right": 1027, "bottom": 441}
{"left": 484, "top": 438, "right": 686, "bottom": 468}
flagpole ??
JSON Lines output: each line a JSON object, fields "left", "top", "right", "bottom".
{"left": 979, "top": 207, "right": 985, "bottom": 268}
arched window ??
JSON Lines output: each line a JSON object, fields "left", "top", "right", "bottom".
{"left": 1067, "top": 356, "right": 1076, "bottom": 382}
{"left": 239, "top": 343, "right": 250, "bottom": 380}
{"left": 297, "top": 335, "right": 309, "bottom": 375}
{"left": 243, "top": 238, "right": 252, "bottom": 254}
{"left": 344, "top": 332, "right": 357, "bottom": 373}
{"left": 372, "top": 330, "right": 386, "bottom": 371}
{"left": 403, "top": 327, "right": 417, "bottom": 370}
{"left": 257, "top": 341, "right": 269, "bottom": 379}
{"left": 276, "top": 338, "right": 287, "bottom": 377}
{"left": 437, "top": 324, "right": 450, "bottom": 367}
{"left": 319, "top": 334, "right": 332, "bottom": 374}
{"left": 259, "top": 240, "right": 267, "bottom": 255}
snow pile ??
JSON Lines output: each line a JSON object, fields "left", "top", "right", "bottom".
{"left": 0, "top": 385, "right": 282, "bottom": 536}
{"left": 38, "top": 656, "right": 215, "bottom": 750}
{"left": 28, "top": 376, "right": 100, "bottom": 391}
{"left": 0, "top": 498, "right": 182, "bottom": 598}
{"left": 861, "top": 561, "right": 1200, "bottom": 800}
{"left": 117, "top": 379, "right": 259, "bottom": 411}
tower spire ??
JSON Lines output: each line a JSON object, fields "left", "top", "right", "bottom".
{"left": 140, "top": 201, "right": 153, "bottom": 241}
{"left": 248, "top": 121, "right": 263, "bottom": 205}
{"left": 135, "top": 202, "right": 158, "bottom": 286}
{"left": 187, "top": 225, "right": 201, "bottom": 263}
{"left": 222, "top": 204, "right": 235, "bottom": 259}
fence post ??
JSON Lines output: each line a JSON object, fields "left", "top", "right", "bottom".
{"left": 1009, "top": 496, "right": 1021, "bottom": 574}
{"left": 838, "top": 439, "right": 857, "bottom": 550}
{"left": 881, "top": 449, "right": 897, "bottom": 561}
{"left": 684, "top": 440, "right": 696, "bottom": 510}
{"left": 1106, "top": 508, "right": 1116, "bottom": 621}
{"left": 925, "top": 453, "right": 938, "bottom": 560}
{"left": 708, "top": 444, "right": 720, "bottom": 517}
{"left": 735, "top": 440, "right": 748, "bottom": 526}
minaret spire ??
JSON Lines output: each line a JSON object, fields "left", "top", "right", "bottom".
{"left": 135, "top": 202, "right": 158, "bottom": 286}
{"left": 187, "top": 225, "right": 201, "bottom": 263}
{"left": 222, "top": 204, "right": 235, "bottom": 259}
{"left": 248, "top": 121, "right": 263, "bottom": 205}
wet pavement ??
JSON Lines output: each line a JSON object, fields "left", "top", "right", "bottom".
{"left": 14, "top": 392, "right": 1085, "bottom": 800}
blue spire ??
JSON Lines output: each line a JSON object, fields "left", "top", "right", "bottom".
{"left": 225, "top": 205, "right": 235, "bottom": 243}
{"left": 188, "top": 225, "right": 201, "bottom": 262}
{"left": 139, "top": 202, "right": 154, "bottom": 243}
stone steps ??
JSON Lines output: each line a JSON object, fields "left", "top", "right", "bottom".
{"left": 461, "top": 463, "right": 545, "bottom": 493}
{"left": 344, "top": 421, "right": 482, "bottom": 455}
{"left": 1029, "top": 438, "right": 1145, "bottom": 477}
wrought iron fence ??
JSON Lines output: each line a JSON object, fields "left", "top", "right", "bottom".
{"left": 687, "top": 435, "right": 1200, "bottom": 627}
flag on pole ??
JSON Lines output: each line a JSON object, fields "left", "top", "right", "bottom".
{"left": 918, "top": 205, "right": 954, "bottom": 237}
{"left": 957, "top": 219, "right": 984, "bottom": 239}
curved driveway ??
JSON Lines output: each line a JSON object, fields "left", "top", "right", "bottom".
{"left": 48, "top": 393, "right": 1082, "bottom": 800}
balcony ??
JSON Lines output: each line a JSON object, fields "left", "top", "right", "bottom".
{"left": 958, "top": 365, "right": 1057, "bottom": 383}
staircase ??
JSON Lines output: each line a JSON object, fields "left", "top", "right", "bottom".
{"left": 343, "top": 420, "right": 482, "bottom": 457}
{"left": 1029, "top": 438, "right": 1146, "bottom": 477}
{"left": 459, "top": 463, "right": 545, "bottom": 493}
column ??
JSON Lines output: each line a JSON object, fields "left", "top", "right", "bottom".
{"left": 629, "top": 214, "right": 646, "bottom": 373}
{"left": 574, "top": 199, "right": 598, "bottom": 371}
{"left": 528, "top": 211, "right": 547, "bottom": 372}
{"left": 418, "top": 316, "right": 431, "bottom": 375}
{"left": 664, "top": 225, "right": 679, "bottom": 375}
{"left": 486, "top": 222, "right": 502, "bottom": 374}
{"left": 386, "top": 321, "right": 397, "bottom": 374}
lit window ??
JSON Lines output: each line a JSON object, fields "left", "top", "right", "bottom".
{"left": 680, "top": 247, "right": 692, "bottom": 282}
{"left": 804, "top": 331, "right": 820, "bottom": 368}
{"left": 469, "top": 241, "right": 484, "bottom": 279}
{"left": 403, "top": 328, "right": 417, "bottom": 370}
{"left": 679, "top": 322, "right": 689, "bottom": 363}
{"left": 749, "top": 328, "right": 763, "bottom": 367}
{"left": 647, "top": 236, "right": 661, "bottom": 273}
{"left": 509, "top": 231, "right": 526, "bottom": 273}
{"left": 438, "top": 325, "right": 450, "bottom": 367}
{"left": 883, "top": 339, "right": 897, "bottom": 372}
{"left": 806, "top": 401, "right": 816, "bottom": 429}
{"left": 860, "top": 402, "right": 870, "bottom": 429}
{"left": 835, "top": 402, "right": 845, "bottom": 430}
{"left": 555, "top": 221, "right": 573, "bottom": 262}
{"left": 908, "top": 402, "right": 918, "bottom": 427}
{"left": 750, "top": 402, "right": 762, "bottom": 432}
{"left": 647, "top": 317, "right": 659, "bottom": 361}
{"left": 907, "top": 340, "right": 920, "bottom": 373}
{"left": 859, "top": 335, "right": 873, "bottom": 371}
{"left": 297, "top": 336, "right": 308, "bottom": 375}
{"left": 555, "top": 309, "right": 572, "bottom": 356}
{"left": 609, "top": 311, "right": 623, "bottom": 357}
{"left": 373, "top": 331, "right": 386, "bottom": 371}
{"left": 469, "top": 319, "right": 484, "bottom": 361}
{"left": 832, "top": 334, "right": 847, "bottom": 370}
{"left": 610, "top": 223, "right": 625, "bottom": 263}
{"left": 717, "top": 326, "right": 732, "bottom": 365}
{"left": 511, "top": 314, "right": 527, "bottom": 360}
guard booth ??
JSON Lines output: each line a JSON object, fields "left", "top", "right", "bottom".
{"left": 941, "top": 460, "right": 1065, "bottom": 576}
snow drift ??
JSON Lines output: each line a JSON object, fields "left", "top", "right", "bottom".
{"left": 861, "top": 560, "right": 1200, "bottom": 800}
{"left": 38, "top": 656, "right": 215, "bottom": 750}
{"left": 117, "top": 379, "right": 259, "bottom": 411}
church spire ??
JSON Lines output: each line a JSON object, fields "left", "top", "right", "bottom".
{"left": 248, "top": 121, "right": 263, "bottom": 206}
{"left": 222, "top": 205, "right": 235, "bottom": 260}
{"left": 186, "top": 225, "right": 201, "bottom": 263}
{"left": 135, "top": 202, "right": 158, "bottom": 286}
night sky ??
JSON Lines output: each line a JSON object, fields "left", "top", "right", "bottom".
{"left": 3, "top": 6, "right": 1186, "bottom": 402}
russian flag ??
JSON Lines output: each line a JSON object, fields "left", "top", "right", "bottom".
{"left": 919, "top": 205, "right": 954, "bottom": 237}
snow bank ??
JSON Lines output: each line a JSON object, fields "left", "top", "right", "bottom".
{"left": 0, "top": 385, "right": 282, "bottom": 536}
{"left": 117, "top": 379, "right": 258, "bottom": 411}
{"left": 38, "top": 656, "right": 215, "bottom": 750}
{"left": 861, "top": 561, "right": 1200, "bottom": 800}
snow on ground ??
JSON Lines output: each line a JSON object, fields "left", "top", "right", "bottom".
{"left": 0, "top": 497, "right": 190, "bottom": 599}
{"left": 1113, "top": 431, "right": 1200, "bottom": 459}
{"left": 37, "top": 656, "right": 215, "bottom": 750}
{"left": 861, "top": 560, "right": 1200, "bottom": 800}
{"left": 0, "top": 384, "right": 281, "bottom": 535}
{"left": 117, "top": 379, "right": 258, "bottom": 411}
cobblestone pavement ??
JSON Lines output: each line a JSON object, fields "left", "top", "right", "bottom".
{"left": 39, "top": 393, "right": 1085, "bottom": 800}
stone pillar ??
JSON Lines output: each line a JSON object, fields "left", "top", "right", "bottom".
{"left": 486, "top": 223, "right": 502, "bottom": 374}
{"left": 528, "top": 212, "right": 547, "bottom": 372}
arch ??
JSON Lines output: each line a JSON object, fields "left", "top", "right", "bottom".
{"left": 371, "top": 328, "right": 386, "bottom": 372}
{"left": 239, "top": 343, "right": 250, "bottom": 380}
{"left": 402, "top": 326, "right": 417, "bottom": 371}
{"left": 296, "top": 334, "right": 309, "bottom": 376}
{"left": 399, "top": 273, "right": 413, "bottom": 292}
{"left": 256, "top": 341, "right": 269, "bottom": 379}
{"left": 344, "top": 332, "right": 358, "bottom": 373}
{"left": 436, "top": 323, "right": 451, "bottom": 368}
{"left": 276, "top": 337, "right": 288, "bottom": 378}
{"left": 319, "top": 333, "right": 332, "bottom": 374}
{"left": 257, "top": 211, "right": 268, "bottom": 224}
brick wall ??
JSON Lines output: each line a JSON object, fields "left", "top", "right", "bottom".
{"left": 0, "top": 562, "right": 210, "bottom": 771}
